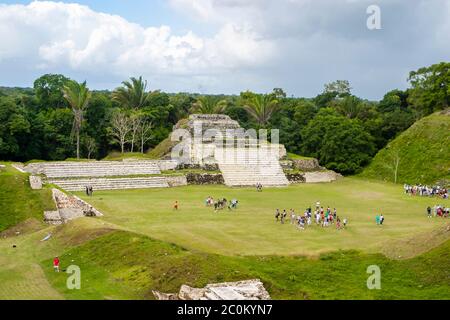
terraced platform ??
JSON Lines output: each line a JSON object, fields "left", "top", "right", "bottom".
{"left": 48, "top": 176, "right": 169, "bottom": 191}
{"left": 24, "top": 160, "right": 162, "bottom": 178}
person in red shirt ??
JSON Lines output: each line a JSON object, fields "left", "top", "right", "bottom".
{"left": 53, "top": 256, "right": 60, "bottom": 272}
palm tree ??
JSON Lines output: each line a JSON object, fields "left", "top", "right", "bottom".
{"left": 335, "top": 95, "right": 362, "bottom": 118}
{"left": 242, "top": 94, "right": 279, "bottom": 126}
{"left": 112, "top": 76, "right": 149, "bottom": 109}
{"left": 190, "top": 96, "right": 229, "bottom": 114}
{"left": 63, "top": 80, "right": 91, "bottom": 159}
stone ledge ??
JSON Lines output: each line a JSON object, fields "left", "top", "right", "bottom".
{"left": 165, "top": 175, "right": 188, "bottom": 187}
{"left": 153, "top": 279, "right": 271, "bottom": 300}
{"left": 304, "top": 171, "right": 343, "bottom": 183}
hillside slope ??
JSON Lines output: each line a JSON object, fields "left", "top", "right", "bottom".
{"left": 0, "top": 163, "right": 55, "bottom": 232}
{"left": 362, "top": 110, "right": 450, "bottom": 184}
{"left": 41, "top": 228, "right": 450, "bottom": 300}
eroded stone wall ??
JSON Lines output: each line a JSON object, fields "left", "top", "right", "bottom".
{"left": 153, "top": 279, "right": 271, "bottom": 300}
{"left": 285, "top": 173, "right": 306, "bottom": 183}
{"left": 165, "top": 175, "right": 188, "bottom": 187}
{"left": 186, "top": 173, "right": 224, "bottom": 185}
{"left": 292, "top": 159, "right": 322, "bottom": 171}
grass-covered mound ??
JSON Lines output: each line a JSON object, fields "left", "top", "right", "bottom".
{"left": 42, "top": 229, "right": 450, "bottom": 300}
{"left": 102, "top": 138, "right": 177, "bottom": 160}
{"left": 146, "top": 137, "right": 178, "bottom": 159}
{"left": 362, "top": 111, "right": 450, "bottom": 184}
{"left": 286, "top": 152, "right": 314, "bottom": 160}
{"left": 0, "top": 163, "right": 55, "bottom": 232}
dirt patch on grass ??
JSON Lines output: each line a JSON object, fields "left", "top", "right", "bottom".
{"left": 0, "top": 218, "right": 45, "bottom": 239}
{"left": 382, "top": 222, "right": 450, "bottom": 259}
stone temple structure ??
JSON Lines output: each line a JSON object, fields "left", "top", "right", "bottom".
{"left": 171, "top": 114, "right": 289, "bottom": 186}
{"left": 19, "top": 114, "right": 339, "bottom": 194}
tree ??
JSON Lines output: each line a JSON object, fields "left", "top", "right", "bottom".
{"left": 112, "top": 76, "right": 150, "bottom": 109}
{"left": 84, "top": 92, "right": 113, "bottom": 159}
{"left": 268, "top": 99, "right": 315, "bottom": 154}
{"left": 83, "top": 136, "right": 97, "bottom": 160}
{"left": 324, "top": 80, "right": 352, "bottom": 97}
{"left": 138, "top": 118, "right": 153, "bottom": 153}
{"left": 293, "top": 100, "right": 318, "bottom": 126}
{"left": 62, "top": 80, "right": 91, "bottom": 159}
{"left": 382, "top": 148, "right": 401, "bottom": 183}
{"left": 301, "top": 108, "right": 376, "bottom": 174}
{"left": 272, "top": 88, "right": 287, "bottom": 99}
{"left": 333, "top": 95, "right": 363, "bottom": 119}
{"left": 169, "top": 93, "right": 196, "bottom": 122}
{"left": 128, "top": 113, "right": 141, "bottom": 153}
{"left": 38, "top": 108, "right": 74, "bottom": 160}
{"left": 408, "top": 62, "right": 450, "bottom": 117}
{"left": 379, "top": 109, "right": 414, "bottom": 143}
{"left": 110, "top": 110, "right": 131, "bottom": 153}
{"left": 0, "top": 97, "right": 31, "bottom": 159}
{"left": 241, "top": 93, "right": 279, "bottom": 126}
{"left": 378, "top": 89, "right": 409, "bottom": 113}
{"left": 34, "top": 74, "right": 71, "bottom": 109}
{"left": 190, "top": 96, "right": 229, "bottom": 114}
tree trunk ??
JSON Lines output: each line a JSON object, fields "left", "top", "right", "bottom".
{"left": 76, "top": 131, "right": 80, "bottom": 160}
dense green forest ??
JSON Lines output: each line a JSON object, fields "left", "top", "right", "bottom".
{"left": 0, "top": 62, "right": 448, "bottom": 175}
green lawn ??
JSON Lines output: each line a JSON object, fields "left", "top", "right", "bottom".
{"left": 1, "top": 164, "right": 449, "bottom": 300}
{"left": 75, "top": 177, "right": 449, "bottom": 256}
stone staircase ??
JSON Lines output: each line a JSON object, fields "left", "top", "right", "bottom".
{"left": 25, "top": 161, "right": 161, "bottom": 178}
{"left": 48, "top": 177, "right": 169, "bottom": 191}
{"left": 44, "top": 188, "right": 103, "bottom": 225}
{"left": 215, "top": 148, "right": 289, "bottom": 187}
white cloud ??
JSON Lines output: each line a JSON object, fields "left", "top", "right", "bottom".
{"left": 0, "top": 0, "right": 449, "bottom": 98}
{"left": 0, "top": 1, "right": 274, "bottom": 78}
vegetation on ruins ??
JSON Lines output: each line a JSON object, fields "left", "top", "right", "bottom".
{"left": 0, "top": 62, "right": 449, "bottom": 177}
{"left": 362, "top": 111, "right": 450, "bottom": 184}
{"left": 0, "top": 164, "right": 55, "bottom": 232}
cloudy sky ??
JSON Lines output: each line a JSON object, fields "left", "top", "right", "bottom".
{"left": 0, "top": 0, "right": 449, "bottom": 99}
